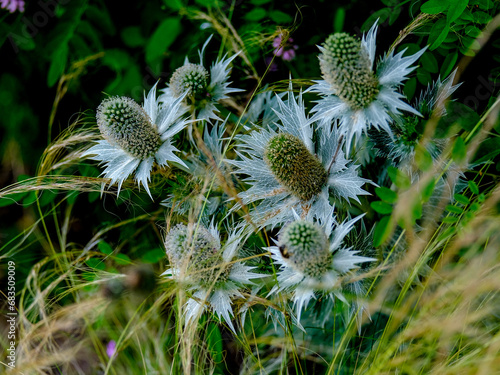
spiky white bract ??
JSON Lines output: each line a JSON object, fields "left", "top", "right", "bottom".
{"left": 84, "top": 84, "right": 190, "bottom": 198}
{"left": 159, "top": 35, "right": 243, "bottom": 122}
{"left": 228, "top": 85, "right": 371, "bottom": 229}
{"left": 309, "top": 22, "right": 426, "bottom": 153}
{"left": 161, "top": 222, "right": 263, "bottom": 333}
{"left": 267, "top": 208, "right": 374, "bottom": 322}
{"left": 371, "top": 71, "right": 461, "bottom": 176}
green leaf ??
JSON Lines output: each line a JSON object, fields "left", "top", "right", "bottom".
{"left": 442, "top": 216, "right": 459, "bottom": 223}
{"left": 421, "top": 0, "right": 450, "bottom": 14}
{"left": 468, "top": 180, "right": 479, "bottom": 195}
{"left": 415, "top": 144, "right": 433, "bottom": 171}
{"left": 121, "top": 27, "right": 145, "bottom": 48}
{"left": 163, "top": 0, "right": 185, "bottom": 10}
{"left": 452, "top": 137, "right": 467, "bottom": 163}
{"left": 454, "top": 193, "right": 470, "bottom": 205}
{"left": 333, "top": 7, "right": 345, "bottom": 32}
{"left": 145, "top": 18, "right": 182, "bottom": 68}
{"left": 250, "top": 0, "right": 271, "bottom": 4}
{"left": 389, "top": 7, "right": 402, "bottom": 25}
{"left": 39, "top": 190, "right": 57, "bottom": 207}
{"left": 0, "top": 192, "right": 27, "bottom": 207}
{"left": 470, "top": 0, "right": 493, "bottom": 10}
{"left": 115, "top": 254, "right": 132, "bottom": 265}
{"left": 141, "top": 248, "right": 166, "bottom": 263}
{"left": 361, "top": 8, "right": 391, "bottom": 31}
{"left": 244, "top": 8, "right": 267, "bottom": 21}
{"left": 47, "top": 44, "right": 68, "bottom": 87}
{"left": 473, "top": 10, "right": 492, "bottom": 23}
{"left": 373, "top": 216, "right": 393, "bottom": 247}
{"left": 67, "top": 190, "right": 79, "bottom": 205}
{"left": 22, "top": 191, "right": 38, "bottom": 206}
{"left": 371, "top": 201, "right": 393, "bottom": 215}
{"left": 269, "top": 10, "right": 292, "bottom": 24}
{"left": 447, "top": 0, "right": 469, "bottom": 23}
{"left": 86, "top": 258, "right": 106, "bottom": 270}
{"left": 438, "top": 102, "right": 480, "bottom": 132}
{"left": 422, "top": 178, "right": 436, "bottom": 202}
{"left": 446, "top": 205, "right": 463, "bottom": 214}
{"left": 98, "top": 241, "right": 114, "bottom": 255}
{"left": 375, "top": 187, "right": 398, "bottom": 204}
{"left": 429, "top": 19, "right": 450, "bottom": 50}
{"left": 465, "top": 26, "right": 482, "bottom": 38}
{"left": 420, "top": 51, "right": 439, "bottom": 73}
{"left": 387, "top": 167, "right": 411, "bottom": 189}
{"left": 417, "top": 69, "right": 432, "bottom": 85}
{"left": 440, "top": 52, "right": 458, "bottom": 77}
{"left": 437, "top": 227, "right": 455, "bottom": 242}
{"left": 206, "top": 323, "right": 223, "bottom": 363}
{"left": 404, "top": 77, "right": 417, "bottom": 101}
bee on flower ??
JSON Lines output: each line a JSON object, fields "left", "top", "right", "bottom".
{"left": 267, "top": 209, "right": 374, "bottom": 323}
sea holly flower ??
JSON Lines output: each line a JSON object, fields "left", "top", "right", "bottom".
{"left": 162, "top": 222, "right": 263, "bottom": 332}
{"left": 371, "top": 71, "right": 461, "bottom": 177}
{"left": 229, "top": 85, "right": 371, "bottom": 228}
{"left": 159, "top": 35, "right": 243, "bottom": 122}
{"left": 84, "top": 84, "right": 190, "bottom": 198}
{"left": 267, "top": 209, "right": 374, "bottom": 322}
{"left": 309, "top": 22, "right": 426, "bottom": 153}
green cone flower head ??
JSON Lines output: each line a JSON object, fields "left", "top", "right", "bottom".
{"left": 320, "top": 33, "right": 379, "bottom": 110}
{"left": 279, "top": 220, "right": 331, "bottom": 278}
{"left": 170, "top": 63, "right": 209, "bottom": 99}
{"left": 165, "top": 224, "right": 230, "bottom": 286}
{"left": 264, "top": 133, "right": 328, "bottom": 202}
{"left": 96, "top": 96, "right": 161, "bottom": 159}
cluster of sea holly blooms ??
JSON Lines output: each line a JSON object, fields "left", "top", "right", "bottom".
{"left": 84, "top": 24, "right": 460, "bottom": 332}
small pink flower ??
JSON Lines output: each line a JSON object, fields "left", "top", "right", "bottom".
{"left": 282, "top": 49, "right": 296, "bottom": 62}
{"left": 271, "top": 34, "right": 298, "bottom": 62}
{"left": 0, "top": 0, "right": 25, "bottom": 13}
{"left": 106, "top": 340, "right": 117, "bottom": 358}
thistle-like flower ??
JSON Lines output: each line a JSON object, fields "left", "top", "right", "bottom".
{"left": 229, "top": 85, "right": 371, "bottom": 228}
{"left": 267, "top": 209, "right": 374, "bottom": 322}
{"left": 309, "top": 23, "right": 426, "bottom": 153}
{"left": 162, "top": 222, "right": 263, "bottom": 332}
{"left": 84, "top": 84, "right": 190, "bottom": 198}
{"left": 159, "top": 35, "right": 243, "bottom": 122}
{"left": 371, "top": 71, "right": 461, "bottom": 176}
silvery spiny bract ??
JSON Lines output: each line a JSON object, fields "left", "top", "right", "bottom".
{"left": 371, "top": 70, "right": 461, "bottom": 176}
{"left": 162, "top": 222, "right": 263, "bottom": 332}
{"left": 267, "top": 208, "right": 374, "bottom": 321}
{"left": 229, "top": 84, "right": 371, "bottom": 228}
{"left": 159, "top": 35, "right": 243, "bottom": 122}
{"left": 84, "top": 84, "right": 190, "bottom": 198}
{"left": 309, "top": 22, "right": 426, "bottom": 153}
{"left": 161, "top": 121, "right": 228, "bottom": 217}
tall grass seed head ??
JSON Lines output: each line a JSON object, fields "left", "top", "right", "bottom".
{"left": 279, "top": 220, "right": 332, "bottom": 278}
{"left": 97, "top": 96, "right": 160, "bottom": 159}
{"left": 264, "top": 133, "right": 328, "bottom": 202}
{"left": 164, "top": 224, "right": 231, "bottom": 286}
{"left": 169, "top": 63, "right": 209, "bottom": 99}
{"left": 320, "top": 33, "right": 379, "bottom": 110}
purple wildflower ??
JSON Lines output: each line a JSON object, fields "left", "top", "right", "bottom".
{"left": 0, "top": 0, "right": 25, "bottom": 13}
{"left": 106, "top": 340, "right": 117, "bottom": 358}
{"left": 272, "top": 34, "right": 298, "bottom": 62}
